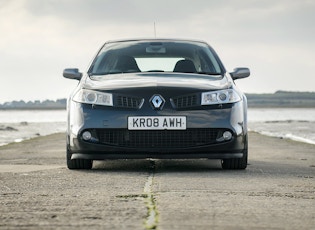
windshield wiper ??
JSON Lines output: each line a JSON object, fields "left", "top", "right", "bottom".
{"left": 197, "top": 72, "right": 222, "bottom": 75}
{"left": 145, "top": 70, "right": 165, "bottom": 73}
{"left": 90, "top": 71, "right": 121, "bottom": 76}
{"left": 90, "top": 70, "right": 141, "bottom": 76}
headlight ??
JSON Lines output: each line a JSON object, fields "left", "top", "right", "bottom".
{"left": 73, "top": 89, "right": 113, "bottom": 106}
{"left": 201, "top": 89, "right": 241, "bottom": 105}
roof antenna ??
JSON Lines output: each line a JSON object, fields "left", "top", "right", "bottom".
{"left": 154, "top": 22, "right": 157, "bottom": 38}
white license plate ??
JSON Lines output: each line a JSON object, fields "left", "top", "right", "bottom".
{"left": 128, "top": 116, "right": 186, "bottom": 130}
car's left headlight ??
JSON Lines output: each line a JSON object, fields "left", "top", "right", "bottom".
{"left": 73, "top": 89, "right": 113, "bottom": 106}
{"left": 201, "top": 89, "right": 241, "bottom": 105}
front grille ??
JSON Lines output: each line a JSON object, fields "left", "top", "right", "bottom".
{"left": 96, "top": 128, "right": 224, "bottom": 148}
{"left": 171, "top": 94, "right": 198, "bottom": 109}
{"left": 115, "top": 95, "right": 144, "bottom": 109}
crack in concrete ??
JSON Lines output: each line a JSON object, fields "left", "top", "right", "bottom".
{"left": 143, "top": 160, "right": 158, "bottom": 230}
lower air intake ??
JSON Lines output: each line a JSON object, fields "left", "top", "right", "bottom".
{"left": 96, "top": 128, "right": 227, "bottom": 148}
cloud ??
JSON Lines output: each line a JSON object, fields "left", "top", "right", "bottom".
{"left": 7, "top": 0, "right": 315, "bottom": 45}
{"left": 0, "top": 0, "right": 314, "bottom": 102}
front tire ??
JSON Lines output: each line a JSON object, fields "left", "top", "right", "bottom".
{"left": 221, "top": 138, "right": 248, "bottom": 170}
{"left": 67, "top": 147, "right": 93, "bottom": 170}
{"left": 221, "top": 151, "right": 247, "bottom": 170}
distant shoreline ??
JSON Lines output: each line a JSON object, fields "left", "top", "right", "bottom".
{"left": 247, "top": 105, "right": 315, "bottom": 108}
{"left": 246, "top": 91, "right": 315, "bottom": 108}
{"left": 0, "top": 107, "right": 66, "bottom": 110}
{"left": 1, "top": 106, "right": 314, "bottom": 110}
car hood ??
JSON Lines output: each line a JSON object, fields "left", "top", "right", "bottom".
{"left": 83, "top": 73, "right": 231, "bottom": 92}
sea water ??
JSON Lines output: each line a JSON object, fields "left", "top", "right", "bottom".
{"left": 0, "top": 110, "right": 66, "bottom": 146}
{"left": 0, "top": 108, "right": 315, "bottom": 146}
{"left": 248, "top": 108, "right": 315, "bottom": 145}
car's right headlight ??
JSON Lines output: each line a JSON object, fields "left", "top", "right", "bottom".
{"left": 201, "top": 89, "right": 241, "bottom": 105}
{"left": 73, "top": 89, "right": 113, "bottom": 106}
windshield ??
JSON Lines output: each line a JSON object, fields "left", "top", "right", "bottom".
{"left": 88, "top": 40, "right": 224, "bottom": 77}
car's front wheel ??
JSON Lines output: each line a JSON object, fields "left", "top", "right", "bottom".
{"left": 67, "top": 147, "right": 93, "bottom": 170}
{"left": 221, "top": 139, "right": 248, "bottom": 170}
{"left": 221, "top": 151, "right": 247, "bottom": 170}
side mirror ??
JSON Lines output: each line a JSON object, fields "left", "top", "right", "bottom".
{"left": 230, "top": 67, "right": 250, "bottom": 80}
{"left": 63, "top": 68, "right": 82, "bottom": 80}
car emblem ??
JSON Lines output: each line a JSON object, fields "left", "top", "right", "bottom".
{"left": 150, "top": 94, "right": 165, "bottom": 110}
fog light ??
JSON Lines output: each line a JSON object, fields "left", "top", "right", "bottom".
{"left": 82, "top": 131, "right": 92, "bottom": 141}
{"left": 223, "top": 131, "right": 232, "bottom": 140}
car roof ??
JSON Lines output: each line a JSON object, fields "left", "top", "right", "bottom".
{"left": 104, "top": 38, "right": 209, "bottom": 45}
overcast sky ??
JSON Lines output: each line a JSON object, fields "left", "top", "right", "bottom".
{"left": 0, "top": 0, "right": 314, "bottom": 103}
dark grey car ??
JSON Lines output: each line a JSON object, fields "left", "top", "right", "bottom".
{"left": 63, "top": 39, "right": 250, "bottom": 170}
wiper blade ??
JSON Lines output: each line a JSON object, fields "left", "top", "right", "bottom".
{"left": 147, "top": 70, "right": 164, "bottom": 72}
{"left": 89, "top": 71, "right": 120, "bottom": 76}
{"left": 197, "top": 72, "right": 222, "bottom": 75}
{"left": 90, "top": 70, "right": 141, "bottom": 76}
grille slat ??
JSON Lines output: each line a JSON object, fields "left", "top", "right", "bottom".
{"left": 96, "top": 129, "right": 223, "bottom": 148}
{"left": 115, "top": 95, "right": 143, "bottom": 109}
{"left": 171, "top": 94, "right": 198, "bottom": 109}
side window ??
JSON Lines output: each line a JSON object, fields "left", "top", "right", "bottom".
{"left": 199, "top": 50, "right": 221, "bottom": 73}
{"left": 91, "top": 53, "right": 118, "bottom": 74}
{"left": 90, "top": 53, "right": 106, "bottom": 73}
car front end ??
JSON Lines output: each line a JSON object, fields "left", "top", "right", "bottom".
{"left": 63, "top": 39, "right": 250, "bottom": 169}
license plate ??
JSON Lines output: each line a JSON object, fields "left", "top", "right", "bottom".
{"left": 128, "top": 116, "right": 186, "bottom": 130}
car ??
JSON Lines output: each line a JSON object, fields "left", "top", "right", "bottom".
{"left": 63, "top": 39, "right": 250, "bottom": 170}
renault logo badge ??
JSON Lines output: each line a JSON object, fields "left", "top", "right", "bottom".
{"left": 150, "top": 94, "right": 165, "bottom": 110}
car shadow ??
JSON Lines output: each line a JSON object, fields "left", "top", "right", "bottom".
{"left": 77, "top": 158, "right": 313, "bottom": 178}
{"left": 91, "top": 159, "right": 224, "bottom": 173}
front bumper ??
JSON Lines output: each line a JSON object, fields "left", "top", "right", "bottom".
{"left": 67, "top": 101, "right": 247, "bottom": 160}
{"left": 70, "top": 133, "right": 246, "bottom": 160}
